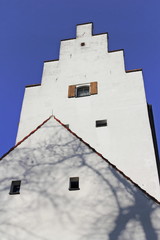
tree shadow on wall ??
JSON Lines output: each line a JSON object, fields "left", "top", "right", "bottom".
{"left": 77, "top": 154, "right": 160, "bottom": 240}
{"left": 0, "top": 124, "right": 160, "bottom": 240}
{"left": 108, "top": 168, "right": 159, "bottom": 240}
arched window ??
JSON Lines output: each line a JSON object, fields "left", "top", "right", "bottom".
{"left": 76, "top": 85, "right": 90, "bottom": 97}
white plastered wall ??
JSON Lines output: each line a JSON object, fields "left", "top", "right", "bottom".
{"left": 1, "top": 118, "right": 160, "bottom": 240}
{"left": 16, "top": 23, "right": 160, "bottom": 200}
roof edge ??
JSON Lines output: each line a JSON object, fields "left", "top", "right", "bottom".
{"left": 76, "top": 22, "right": 93, "bottom": 26}
{"left": 54, "top": 116, "right": 160, "bottom": 205}
{"left": 109, "top": 49, "right": 124, "bottom": 53}
{"left": 26, "top": 84, "right": 41, "bottom": 88}
{"left": 126, "top": 69, "right": 142, "bottom": 73}
{"left": 0, "top": 116, "right": 53, "bottom": 160}
{"left": 44, "top": 59, "right": 59, "bottom": 63}
{"left": 1, "top": 115, "right": 159, "bottom": 205}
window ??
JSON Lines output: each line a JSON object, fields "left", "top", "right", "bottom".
{"left": 76, "top": 85, "right": 90, "bottom": 97}
{"left": 9, "top": 180, "right": 21, "bottom": 195}
{"left": 96, "top": 120, "right": 107, "bottom": 127}
{"left": 81, "top": 42, "right": 85, "bottom": 46}
{"left": 68, "top": 82, "right": 98, "bottom": 98}
{"left": 64, "top": 124, "right": 69, "bottom": 128}
{"left": 69, "top": 177, "right": 80, "bottom": 191}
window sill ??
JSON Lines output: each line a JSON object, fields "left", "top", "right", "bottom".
{"left": 9, "top": 192, "right": 20, "bottom": 195}
{"left": 75, "top": 94, "right": 90, "bottom": 98}
{"left": 68, "top": 188, "right": 80, "bottom": 191}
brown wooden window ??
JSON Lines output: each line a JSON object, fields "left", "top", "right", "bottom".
{"left": 68, "top": 82, "right": 98, "bottom": 98}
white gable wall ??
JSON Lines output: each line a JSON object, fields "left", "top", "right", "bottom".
{"left": 1, "top": 118, "right": 160, "bottom": 240}
{"left": 16, "top": 23, "right": 160, "bottom": 200}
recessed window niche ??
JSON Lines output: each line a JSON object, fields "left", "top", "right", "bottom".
{"left": 69, "top": 177, "right": 80, "bottom": 191}
{"left": 96, "top": 120, "right": 107, "bottom": 127}
{"left": 9, "top": 180, "right": 21, "bottom": 195}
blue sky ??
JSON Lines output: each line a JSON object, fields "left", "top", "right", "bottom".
{"left": 0, "top": 0, "right": 160, "bottom": 156}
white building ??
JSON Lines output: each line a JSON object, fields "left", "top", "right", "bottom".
{"left": 17, "top": 22, "right": 160, "bottom": 200}
{"left": 0, "top": 23, "right": 160, "bottom": 239}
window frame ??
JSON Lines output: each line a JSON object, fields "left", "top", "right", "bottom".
{"left": 76, "top": 84, "right": 90, "bottom": 98}
{"left": 68, "top": 82, "right": 98, "bottom": 98}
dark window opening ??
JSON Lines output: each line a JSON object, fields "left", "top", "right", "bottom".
{"left": 69, "top": 177, "right": 80, "bottom": 191}
{"left": 64, "top": 124, "right": 69, "bottom": 129}
{"left": 68, "top": 82, "right": 97, "bottom": 98}
{"left": 81, "top": 42, "right": 85, "bottom": 46}
{"left": 76, "top": 86, "right": 90, "bottom": 98}
{"left": 9, "top": 180, "right": 21, "bottom": 195}
{"left": 96, "top": 120, "right": 107, "bottom": 127}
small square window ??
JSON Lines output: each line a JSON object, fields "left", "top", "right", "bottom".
{"left": 69, "top": 177, "right": 80, "bottom": 191}
{"left": 81, "top": 42, "right": 85, "bottom": 46}
{"left": 9, "top": 180, "right": 21, "bottom": 195}
{"left": 96, "top": 120, "right": 107, "bottom": 127}
{"left": 64, "top": 124, "right": 69, "bottom": 129}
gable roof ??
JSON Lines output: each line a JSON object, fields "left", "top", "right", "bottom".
{"left": 0, "top": 115, "right": 160, "bottom": 205}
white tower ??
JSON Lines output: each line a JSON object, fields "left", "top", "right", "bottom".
{"left": 16, "top": 23, "right": 160, "bottom": 200}
{"left": 0, "top": 23, "right": 160, "bottom": 240}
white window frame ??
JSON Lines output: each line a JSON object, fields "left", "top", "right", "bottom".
{"left": 75, "top": 84, "right": 90, "bottom": 98}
